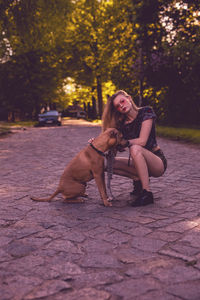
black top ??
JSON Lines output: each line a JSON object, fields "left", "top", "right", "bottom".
{"left": 121, "top": 106, "right": 157, "bottom": 151}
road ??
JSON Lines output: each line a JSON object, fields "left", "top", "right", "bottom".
{"left": 0, "top": 120, "right": 200, "bottom": 300}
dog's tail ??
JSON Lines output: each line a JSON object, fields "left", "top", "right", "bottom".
{"left": 31, "top": 188, "right": 60, "bottom": 202}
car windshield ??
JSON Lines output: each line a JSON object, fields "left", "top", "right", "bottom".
{"left": 42, "top": 111, "right": 59, "bottom": 116}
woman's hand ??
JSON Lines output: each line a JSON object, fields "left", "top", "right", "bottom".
{"left": 116, "top": 140, "right": 130, "bottom": 152}
{"left": 88, "top": 137, "right": 95, "bottom": 144}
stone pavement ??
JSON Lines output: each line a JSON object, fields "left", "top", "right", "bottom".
{"left": 0, "top": 120, "right": 200, "bottom": 300}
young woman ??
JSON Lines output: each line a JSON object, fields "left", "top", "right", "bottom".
{"left": 102, "top": 90, "right": 167, "bottom": 206}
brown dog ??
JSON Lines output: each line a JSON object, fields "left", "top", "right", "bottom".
{"left": 31, "top": 128, "right": 126, "bottom": 206}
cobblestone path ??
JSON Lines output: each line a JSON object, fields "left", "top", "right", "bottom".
{"left": 0, "top": 121, "right": 200, "bottom": 300}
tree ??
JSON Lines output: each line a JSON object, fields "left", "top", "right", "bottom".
{"left": 0, "top": 0, "right": 73, "bottom": 120}
{"left": 64, "top": 0, "right": 118, "bottom": 117}
{"left": 146, "top": 0, "right": 200, "bottom": 125}
{"left": 107, "top": 0, "right": 169, "bottom": 106}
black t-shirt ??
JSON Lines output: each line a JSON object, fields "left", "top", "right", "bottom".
{"left": 121, "top": 106, "right": 157, "bottom": 151}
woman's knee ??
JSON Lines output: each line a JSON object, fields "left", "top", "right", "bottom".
{"left": 130, "top": 144, "right": 143, "bottom": 158}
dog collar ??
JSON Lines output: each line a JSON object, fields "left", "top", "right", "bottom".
{"left": 89, "top": 143, "right": 105, "bottom": 157}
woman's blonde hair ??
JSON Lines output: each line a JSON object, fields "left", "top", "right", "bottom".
{"left": 102, "top": 90, "right": 139, "bottom": 131}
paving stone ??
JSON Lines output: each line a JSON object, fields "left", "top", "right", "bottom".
{"left": 146, "top": 230, "right": 182, "bottom": 242}
{"left": 138, "top": 256, "right": 176, "bottom": 273}
{"left": 62, "top": 229, "right": 86, "bottom": 243}
{"left": 166, "top": 281, "right": 200, "bottom": 300}
{"left": 131, "top": 236, "right": 166, "bottom": 252}
{"left": 95, "top": 230, "right": 132, "bottom": 244}
{"left": 0, "top": 121, "right": 200, "bottom": 299}
{"left": 81, "top": 238, "right": 117, "bottom": 253}
{"left": 49, "top": 260, "right": 82, "bottom": 276}
{"left": 29, "top": 262, "right": 82, "bottom": 281}
{"left": 5, "top": 240, "right": 37, "bottom": 258}
{"left": 127, "top": 225, "right": 152, "bottom": 236}
{"left": 105, "top": 277, "right": 160, "bottom": 299}
{"left": 44, "top": 239, "right": 83, "bottom": 254}
{"left": 1, "top": 275, "right": 43, "bottom": 300}
{"left": 159, "top": 249, "right": 197, "bottom": 263}
{"left": 179, "top": 231, "right": 200, "bottom": 248}
{"left": 169, "top": 242, "right": 200, "bottom": 256}
{"left": 54, "top": 287, "right": 111, "bottom": 300}
{"left": 147, "top": 217, "right": 184, "bottom": 229}
{"left": 134, "top": 290, "right": 182, "bottom": 300}
{"left": 115, "top": 247, "right": 157, "bottom": 264}
{"left": 152, "top": 264, "right": 200, "bottom": 284}
{"left": 164, "top": 220, "right": 199, "bottom": 233}
{"left": 0, "top": 236, "right": 13, "bottom": 247}
{"left": 73, "top": 270, "right": 123, "bottom": 289}
{"left": 124, "top": 266, "right": 148, "bottom": 278}
{"left": 80, "top": 253, "right": 122, "bottom": 268}
{"left": 24, "top": 279, "right": 72, "bottom": 299}
{"left": 0, "top": 248, "right": 12, "bottom": 262}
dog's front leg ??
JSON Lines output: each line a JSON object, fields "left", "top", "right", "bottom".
{"left": 93, "top": 172, "right": 112, "bottom": 207}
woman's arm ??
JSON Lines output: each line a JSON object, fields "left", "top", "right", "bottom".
{"left": 128, "top": 119, "right": 153, "bottom": 147}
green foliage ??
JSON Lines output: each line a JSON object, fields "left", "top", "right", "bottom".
{"left": 0, "top": 0, "right": 72, "bottom": 119}
{"left": 63, "top": 0, "right": 119, "bottom": 116}
{"left": 163, "top": 1, "right": 200, "bottom": 125}
{"left": 156, "top": 126, "right": 200, "bottom": 144}
{"left": 0, "top": 0, "right": 199, "bottom": 125}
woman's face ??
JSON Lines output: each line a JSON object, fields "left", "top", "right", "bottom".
{"left": 113, "top": 94, "right": 132, "bottom": 114}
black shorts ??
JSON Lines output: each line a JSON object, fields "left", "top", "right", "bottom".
{"left": 153, "top": 149, "right": 167, "bottom": 172}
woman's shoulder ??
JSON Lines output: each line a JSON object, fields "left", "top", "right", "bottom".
{"left": 138, "top": 106, "right": 156, "bottom": 120}
{"left": 139, "top": 105, "right": 154, "bottom": 112}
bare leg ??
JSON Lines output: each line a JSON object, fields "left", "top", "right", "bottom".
{"left": 108, "top": 146, "right": 164, "bottom": 192}
{"left": 112, "top": 157, "right": 138, "bottom": 179}
{"left": 129, "top": 145, "right": 164, "bottom": 191}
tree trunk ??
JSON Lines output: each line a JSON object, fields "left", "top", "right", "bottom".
{"left": 92, "top": 95, "right": 97, "bottom": 119}
{"left": 138, "top": 46, "right": 143, "bottom": 107}
{"left": 96, "top": 75, "right": 103, "bottom": 117}
{"left": 139, "top": 78, "right": 143, "bottom": 107}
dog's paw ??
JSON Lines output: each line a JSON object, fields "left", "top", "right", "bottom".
{"left": 104, "top": 201, "right": 112, "bottom": 207}
{"left": 108, "top": 197, "right": 114, "bottom": 202}
{"left": 82, "top": 193, "right": 88, "bottom": 198}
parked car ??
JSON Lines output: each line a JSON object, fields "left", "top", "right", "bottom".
{"left": 77, "top": 111, "right": 87, "bottom": 119}
{"left": 37, "top": 110, "right": 62, "bottom": 126}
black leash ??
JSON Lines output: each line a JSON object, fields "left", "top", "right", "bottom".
{"left": 89, "top": 142, "right": 114, "bottom": 199}
{"left": 89, "top": 140, "right": 131, "bottom": 199}
{"left": 105, "top": 149, "right": 115, "bottom": 199}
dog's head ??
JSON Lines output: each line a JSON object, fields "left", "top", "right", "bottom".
{"left": 104, "top": 128, "right": 124, "bottom": 148}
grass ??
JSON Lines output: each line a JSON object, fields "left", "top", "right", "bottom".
{"left": 156, "top": 126, "right": 200, "bottom": 144}
{"left": 0, "top": 126, "right": 12, "bottom": 136}
{"left": 0, "top": 121, "right": 37, "bottom": 137}
{"left": 0, "top": 120, "right": 199, "bottom": 144}
{"left": 0, "top": 120, "right": 36, "bottom": 127}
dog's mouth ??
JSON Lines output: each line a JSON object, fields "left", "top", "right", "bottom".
{"left": 116, "top": 137, "right": 129, "bottom": 151}
{"left": 116, "top": 132, "right": 123, "bottom": 143}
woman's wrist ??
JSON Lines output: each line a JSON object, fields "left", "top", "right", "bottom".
{"left": 128, "top": 140, "right": 135, "bottom": 147}
{"left": 126, "top": 140, "right": 131, "bottom": 147}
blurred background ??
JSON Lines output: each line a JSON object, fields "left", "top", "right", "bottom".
{"left": 0, "top": 0, "right": 199, "bottom": 127}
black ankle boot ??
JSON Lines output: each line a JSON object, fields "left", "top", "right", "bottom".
{"left": 130, "top": 180, "right": 143, "bottom": 196}
{"left": 131, "top": 189, "right": 154, "bottom": 207}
